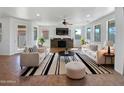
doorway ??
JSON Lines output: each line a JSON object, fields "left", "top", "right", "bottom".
{"left": 17, "top": 25, "right": 26, "bottom": 49}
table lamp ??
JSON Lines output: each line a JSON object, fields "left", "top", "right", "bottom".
{"left": 106, "top": 41, "right": 113, "bottom": 54}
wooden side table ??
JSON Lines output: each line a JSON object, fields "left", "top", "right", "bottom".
{"left": 103, "top": 53, "right": 115, "bottom": 64}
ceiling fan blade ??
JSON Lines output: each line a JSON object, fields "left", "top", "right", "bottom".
{"left": 66, "top": 22, "right": 73, "bottom": 25}
{"left": 62, "top": 18, "right": 73, "bottom": 25}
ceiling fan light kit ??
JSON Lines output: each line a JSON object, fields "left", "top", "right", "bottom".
{"left": 62, "top": 19, "right": 73, "bottom": 25}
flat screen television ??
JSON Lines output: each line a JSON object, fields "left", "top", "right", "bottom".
{"left": 56, "top": 28, "right": 68, "bottom": 35}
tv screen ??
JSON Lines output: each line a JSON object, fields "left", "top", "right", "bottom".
{"left": 56, "top": 28, "right": 68, "bottom": 35}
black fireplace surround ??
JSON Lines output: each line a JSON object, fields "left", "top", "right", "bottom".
{"left": 58, "top": 40, "right": 66, "bottom": 48}
{"left": 50, "top": 38, "right": 73, "bottom": 48}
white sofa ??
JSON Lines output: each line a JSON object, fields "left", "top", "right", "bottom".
{"left": 20, "top": 46, "right": 49, "bottom": 68}
{"left": 81, "top": 44, "right": 114, "bottom": 65}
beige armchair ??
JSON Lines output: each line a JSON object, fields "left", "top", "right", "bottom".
{"left": 20, "top": 52, "right": 40, "bottom": 69}
{"left": 20, "top": 46, "right": 49, "bottom": 69}
{"left": 81, "top": 44, "right": 115, "bottom": 65}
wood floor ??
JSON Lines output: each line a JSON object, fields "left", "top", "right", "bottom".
{"left": 0, "top": 54, "right": 124, "bottom": 86}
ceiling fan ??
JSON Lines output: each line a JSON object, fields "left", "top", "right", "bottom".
{"left": 62, "top": 19, "right": 73, "bottom": 25}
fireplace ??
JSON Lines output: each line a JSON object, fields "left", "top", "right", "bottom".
{"left": 58, "top": 40, "right": 66, "bottom": 48}
{"left": 51, "top": 38, "right": 73, "bottom": 48}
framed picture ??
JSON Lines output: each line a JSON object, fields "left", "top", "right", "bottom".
{"left": 34, "top": 27, "right": 37, "bottom": 40}
{"left": 42, "top": 30, "right": 49, "bottom": 39}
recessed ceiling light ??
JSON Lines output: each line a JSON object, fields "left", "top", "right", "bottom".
{"left": 36, "top": 13, "right": 40, "bottom": 17}
{"left": 86, "top": 14, "right": 91, "bottom": 18}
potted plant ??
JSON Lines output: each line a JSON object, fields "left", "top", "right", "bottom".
{"left": 38, "top": 37, "right": 45, "bottom": 47}
{"left": 80, "top": 37, "right": 85, "bottom": 45}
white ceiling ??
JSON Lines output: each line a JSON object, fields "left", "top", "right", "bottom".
{"left": 0, "top": 7, "right": 115, "bottom": 25}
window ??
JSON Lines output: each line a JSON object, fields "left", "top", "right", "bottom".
{"left": 108, "top": 20, "right": 116, "bottom": 43}
{"left": 87, "top": 28, "right": 91, "bottom": 40}
{"left": 75, "top": 29, "right": 81, "bottom": 40}
{"left": 17, "top": 25, "right": 26, "bottom": 48}
{"left": 34, "top": 27, "right": 37, "bottom": 40}
{"left": 94, "top": 25, "right": 101, "bottom": 42}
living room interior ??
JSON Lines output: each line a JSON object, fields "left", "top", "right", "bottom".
{"left": 0, "top": 7, "right": 124, "bottom": 85}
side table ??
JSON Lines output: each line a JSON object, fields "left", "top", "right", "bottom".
{"left": 103, "top": 53, "right": 115, "bottom": 64}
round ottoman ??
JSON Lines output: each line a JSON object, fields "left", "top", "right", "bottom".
{"left": 65, "top": 62, "right": 86, "bottom": 79}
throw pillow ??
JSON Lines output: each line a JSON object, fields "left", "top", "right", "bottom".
{"left": 89, "top": 44, "right": 98, "bottom": 51}
{"left": 24, "top": 47, "right": 29, "bottom": 53}
{"left": 32, "top": 45, "right": 38, "bottom": 52}
{"left": 28, "top": 48, "right": 33, "bottom": 52}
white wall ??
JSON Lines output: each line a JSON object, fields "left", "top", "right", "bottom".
{"left": 0, "top": 16, "right": 86, "bottom": 55}
{"left": 38, "top": 25, "right": 85, "bottom": 47}
{"left": 9, "top": 17, "right": 32, "bottom": 55}
{"left": 84, "top": 12, "right": 115, "bottom": 44}
{"left": 0, "top": 17, "right": 10, "bottom": 55}
{"left": 115, "top": 7, "right": 124, "bottom": 75}
{"left": 0, "top": 16, "right": 33, "bottom": 55}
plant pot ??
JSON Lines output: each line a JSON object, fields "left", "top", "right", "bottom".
{"left": 38, "top": 44, "right": 43, "bottom": 47}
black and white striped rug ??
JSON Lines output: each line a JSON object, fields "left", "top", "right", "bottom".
{"left": 21, "top": 52, "right": 112, "bottom": 77}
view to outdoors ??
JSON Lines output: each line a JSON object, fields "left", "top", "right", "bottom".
{"left": 94, "top": 25, "right": 101, "bottom": 42}
{"left": 108, "top": 20, "right": 116, "bottom": 43}
{"left": 87, "top": 28, "right": 91, "bottom": 40}
{"left": 75, "top": 29, "right": 81, "bottom": 39}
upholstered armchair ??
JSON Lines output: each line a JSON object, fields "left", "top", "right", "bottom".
{"left": 20, "top": 46, "right": 49, "bottom": 69}
{"left": 20, "top": 52, "right": 40, "bottom": 69}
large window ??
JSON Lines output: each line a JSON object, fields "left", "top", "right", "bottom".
{"left": 17, "top": 25, "right": 26, "bottom": 48}
{"left": 75, "top": 29, "right": 81, "bottom": 40}
{"left": 34, "top": 27, "right": 37, "bottom": 41}
{"left": 94, "top": 25, "right": 101, "bottom": 42}
{"left": 108, "top": 20, "right": 116, "bottom": 43}
{"left": 87, "top": 28, "right": 91, "bottom": 40}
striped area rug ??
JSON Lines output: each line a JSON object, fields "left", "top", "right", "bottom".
{"left": 21, "top": 52, "right": 112, "bottom": 77}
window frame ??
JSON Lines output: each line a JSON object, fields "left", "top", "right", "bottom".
{"left": 34, "top": 27, "right": 38, "bottom": 41}
{"left": 17, "top": 24, "right": 27, "bottom": 49}
{"left": 107, "top": 19, "right": 116, "bottom": 43}
{"left": 87, "top": 27, "right": 91, "bottom": 40}
{"left": 75, "top": 28, "right": 82, "bottom": 40}
{"left": 94, "top": 24, "right": 101, "bottom": 42}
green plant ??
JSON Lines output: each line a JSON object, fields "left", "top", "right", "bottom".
{"left": 38, "top": 37, "right": 45, "bottom": 45}
{"left": 80, "top": 37, "right": 85, "bottom": 45}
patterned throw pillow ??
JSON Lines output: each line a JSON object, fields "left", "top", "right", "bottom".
{"left": 28, "top": 48, "right": 33, "bottom": 52}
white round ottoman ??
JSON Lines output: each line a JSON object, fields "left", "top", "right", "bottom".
{"left": 65, "top": 62, "right": 86, "bottom": 79}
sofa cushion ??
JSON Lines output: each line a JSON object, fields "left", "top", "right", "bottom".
{"left": 32, "top": 45, "right": 38, "bottom": 52}
{"left": 24, "top": 47, "right": 29, "bottom": 53}
{"left": 89, "top": 44, "right": 98, "bottom": 51}
{"left": 28, "top": 48, "right": 33, "bottom": 52}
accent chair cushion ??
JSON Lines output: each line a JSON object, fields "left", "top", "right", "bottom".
{"left": 32, "top": 45, "right": 38, "bottom": 52}
{"left": 89, "top": 44, "right": 98, "bottom": 51}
